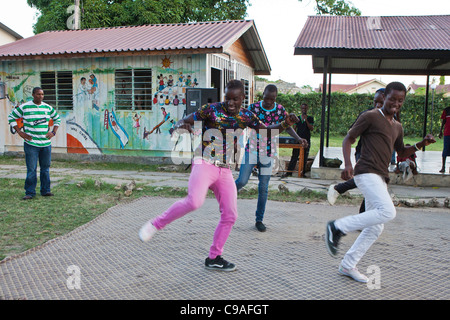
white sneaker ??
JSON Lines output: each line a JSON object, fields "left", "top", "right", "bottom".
{"left": 339, "top": 264, "right": 368, "bottom": 283}
{"left": 139, "top": 221, "right": 157, "bottom": 242}
{"left": 327, "top": 184, "right": 339, "bottom": 205}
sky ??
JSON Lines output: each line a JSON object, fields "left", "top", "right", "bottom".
{"left": 0, "top": 0, "right": 448, "bottom": 89}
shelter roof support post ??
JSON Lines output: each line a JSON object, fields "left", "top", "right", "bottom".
{"left": 423, "top": 75, "right": 430, "bottom": 151}
{"left": 326, "top": 72, "right": 332, "bottom": 147}
{"left": 319, "top": 56, "right": 329, "bottom": 167}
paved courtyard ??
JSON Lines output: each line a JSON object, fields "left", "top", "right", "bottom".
{"left": 1, "top": 196, "right": 449, "bottom": 300}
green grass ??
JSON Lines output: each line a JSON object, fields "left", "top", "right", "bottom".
{"left": 0, "top": 177, "right": 189, "bottom": 261}
{"left": 0, "top": 173, "right": 357, "bottom": 261}
{"left": 0, "top": 155, "right": 189, "bottom": 172}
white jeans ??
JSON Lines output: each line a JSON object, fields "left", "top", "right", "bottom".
{"left": 335, "top": 173, "right": 396, "bottom": 269}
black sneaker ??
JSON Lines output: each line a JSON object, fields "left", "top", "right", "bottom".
{"left": 325, "top": 220, "right": 345, "bottom": 257}
{"left": 255, "top": 221, "right": 266, "bottom": 232}
{"left": 205, "top": 256, "right": 236, "bottom": 272}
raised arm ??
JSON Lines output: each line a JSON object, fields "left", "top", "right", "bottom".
{"left": 396, "top": 134, "right": 436, "bottom": 158}
{"left": 259, "top": 113, "right": 299, "bottom": 132}
{"left": 173, "top": 113, "right": 196, "bottom": 133}
{"left": 286, "top": 126, "right": 309, "bottom": 148}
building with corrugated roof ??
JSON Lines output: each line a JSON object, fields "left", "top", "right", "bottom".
{"left": 0, "top": 20, "right": 270, "bottom": 159}
{"left": 408, "top": 83, "right": 450, "bottom": 96}
{"left": 294, "top": 14, "right": 450, "bottom": 167}
{"left": 317, "top": 78, "right": 386, "bottom": 94}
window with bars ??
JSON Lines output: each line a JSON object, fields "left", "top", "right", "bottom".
{"left": 241, "top": 79, "right": 250, "bottom": 108}
{"left": 40, "top": 71, "right": 73, "bottom": 110}
{"left": 223, "top": 68, "right": 235, "bottom": 88}
{"left": 115, "top": 69, "right": 152, "bottom": 110}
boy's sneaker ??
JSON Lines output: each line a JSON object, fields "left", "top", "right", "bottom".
{"left": 139, "top": 221, "right": 157, "bottom": 242}
{"left": 325, "top": 220, "right": 345, "bottom": 257}
{"left": 255, "top": 221, "right": 266, "bottom": 232}
{"left": 339, "top": 264, "right": 368, "bottom": 283}
{"left": 327, "top": 184, "right": 339, "bottom": 205}
{"left": 205, "top": 256, "right": 236, "bottom": 272}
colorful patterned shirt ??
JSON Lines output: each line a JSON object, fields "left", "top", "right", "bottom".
{"left": 245, "top": 101, "right": 287, "bottom": 156}
{"left": 193, "top": 102, "right": 262, "bottom": 163}
{"left": 8, "top": 100, "right": 61, "bottom": 148}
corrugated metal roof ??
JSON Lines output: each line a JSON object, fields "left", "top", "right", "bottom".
{"left": 294, "top": 15, "right": 450, "bottom": 51}
{"left": 294, "top": 15, "right": 450, "bottom": 76}
{"left": 0, "top": 19, "right": 270, "bottom": 74}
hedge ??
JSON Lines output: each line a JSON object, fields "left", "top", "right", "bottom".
{"left": 255, "top": 92, "right": 449, "bottom": 137}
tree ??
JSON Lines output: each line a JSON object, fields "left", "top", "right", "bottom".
{"left": 27, "top": 0, "right": 250, "bottom": 34}
{"left": 300, "top": 0, "right": 361, "bottom": 16}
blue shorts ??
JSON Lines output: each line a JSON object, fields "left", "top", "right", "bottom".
{"left": 443, "top": 135, "right": 450, "bottom": 157}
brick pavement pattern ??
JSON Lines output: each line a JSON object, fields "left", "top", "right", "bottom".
{"left": 1, "top": 197, "right": 449, "bottom": 300}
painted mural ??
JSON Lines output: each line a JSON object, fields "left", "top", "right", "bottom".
{"left": 1, "top": 55, "right": 201, "bottom": 158}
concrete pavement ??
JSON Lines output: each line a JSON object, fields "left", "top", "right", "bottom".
{"left": 1, "top": 196, "right": 449, "bottom": 300}
{"left": 1, "top": 164, "right": 449, "bottom": 301}
{"left": 1, "top": 163, "right": 449, "bottom": 205}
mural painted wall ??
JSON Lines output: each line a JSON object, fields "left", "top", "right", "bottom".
{"left": 1, "top": 54, "right": 207, "bottom": 157}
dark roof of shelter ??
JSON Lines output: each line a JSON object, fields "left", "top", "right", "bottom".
{"left": 294, "top": 15, "right": 450, "bottom": 75}
{"left": 0, "top": 20, "right": 271, "bottom": 75}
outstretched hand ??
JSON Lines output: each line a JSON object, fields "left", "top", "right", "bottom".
{"left": 299, "top": 138, "right": 309, "bottom": 149}
{"left": 174, "top": 121, "right": 193, "bottom": 134}
{"left": 285, "top": 113, "right": 299, "bottom": 126}
{"left": 422, "top": 134, "right": 436, "bottom": 146}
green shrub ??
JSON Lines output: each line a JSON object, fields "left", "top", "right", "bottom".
{"left": 256, "top": 92, "right": 448, "bottom": 137}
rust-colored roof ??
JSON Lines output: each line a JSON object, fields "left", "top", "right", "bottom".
{"left": 0, "top": 20, "right": 271, "bottom": 74}
{"left": 408, "top": 83, "right": 450, "bottom": 93}
{"left": 317, "top": 78, "right": 385, "bottom": 93}
{"left": 294, "top": 15, "right": 450, "bottom": 51}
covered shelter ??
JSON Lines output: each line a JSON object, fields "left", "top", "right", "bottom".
{"left": 294, "top": 15, "right": 450, "bottom": 166}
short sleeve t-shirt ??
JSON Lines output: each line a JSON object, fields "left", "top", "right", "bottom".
{"left": 193, "top": 102, "right": 262, "bottom": 163}
{"left": 295, "top": 115, "right": 314, "bottom": 143}
{"left": 348, "top": 108, "right": 404, "bottom": 181}
{"left": 245, "top": 101, "right": 287, "bottom": 156}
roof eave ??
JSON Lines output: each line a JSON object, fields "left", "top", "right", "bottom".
{"left": 0, "top": 47, "right": 224, "bottom": 61}
{"left": 222, "top": 20, "right": 271, "bottom": 75}
{"left": 294, "top": 47, "right": 450, "bottom": 59}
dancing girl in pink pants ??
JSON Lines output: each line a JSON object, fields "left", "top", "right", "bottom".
{"left": 139, "top": 80, "right": 298, "bottom": 271}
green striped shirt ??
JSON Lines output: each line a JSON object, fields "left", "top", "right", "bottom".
{"left": 8, "top": 101, "right": 61, "bottom": 148}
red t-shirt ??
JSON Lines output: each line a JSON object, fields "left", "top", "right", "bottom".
{"left": 441, "top": 107, "right": 450, "bottom": 136}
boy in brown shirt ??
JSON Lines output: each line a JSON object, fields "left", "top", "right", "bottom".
{"left": 325, "top": 82, "right": 436, "bottom": 283}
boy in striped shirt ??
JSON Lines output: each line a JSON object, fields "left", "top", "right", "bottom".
{"left": 8, "top": 87, "right": 61, "bottom": 200}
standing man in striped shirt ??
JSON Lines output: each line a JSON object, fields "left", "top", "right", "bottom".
{"left": 8, "top": 87, "right": 61, "bottom": 200}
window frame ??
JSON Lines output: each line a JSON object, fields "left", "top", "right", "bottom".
{"left": 115, "top": 68, "right": 152, "bottom": 111}
{"left": 40, "top": 71, "right": 74, "bottom": 110}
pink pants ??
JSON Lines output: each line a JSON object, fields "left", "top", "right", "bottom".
{"left": 152, "top": 160, "right": 238, "bottom": 259}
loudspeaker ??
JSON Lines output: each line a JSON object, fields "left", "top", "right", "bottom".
{"left": 186, "top": 88, "right": 219, "bottom": 115}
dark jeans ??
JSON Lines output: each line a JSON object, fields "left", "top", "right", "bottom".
{"left": 334, "top": 178, "right": 365, "bottom": 213}
{"left": 24, "top": 143, "right": 52, "bottom": 196}
{"left": 287, "top": 147, "right": 309, "bottom": 176}
{"left": 235, "top": 151, "right": 273, "bottom": 222}
{"left": 335, "top": 178, "right": 357, "bottom": 194}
